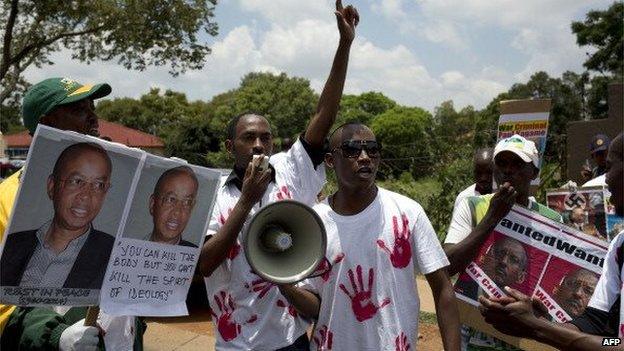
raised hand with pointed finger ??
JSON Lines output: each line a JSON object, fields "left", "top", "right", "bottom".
{"left": 335, "top": 0, "right": 359, "bottom": 43}
{"left": 377, "top": 214, "right": 412, "bottom": 268}
{"left": 339, "top": 265, "right": 391, "bottom": 322}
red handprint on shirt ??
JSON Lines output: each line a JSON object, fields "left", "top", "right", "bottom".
{"left": 377, "top": 214, "right": 412, "bottom": 268}
{"left": 276, "top": 186, "right": 292, "bottom": 200}
{"left": 276, "top": 299, "right": 298, "bottom": 317}
{"left": 313, "top": 253, "right": 345, "bottom": 282}
{"left": 339, "top": 265, "right": 391, "bottom": 322}
{"left": 395, "top": 332, "right": 410, "bottom": 351}
{"left": 313, "top": 325, "right": 333, "bottom": 350}
{"left": 218, "top": 208, "right": 241, "bottom": 260}
{"left": 227, "top": 242, "right": 241, "bottom": 260}
{"left": 245, "top": 278, "right": 275, "bottom": 299}
{"left": 210, "top": 291, "right": 257, "bottom": 341}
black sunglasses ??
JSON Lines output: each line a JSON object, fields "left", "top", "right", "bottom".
{"left": 332, "top": 140, "right": 382, "bottom": 158}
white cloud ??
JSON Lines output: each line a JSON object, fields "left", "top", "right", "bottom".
{"left": 21, "top": 0, "right": 613, "bottom": 115}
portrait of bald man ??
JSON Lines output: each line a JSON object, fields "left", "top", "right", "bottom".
{"left": 146, "top": 166, "right": 199, "bottom": 248}
{"left": 552, "top": 268, "right": 599, "bottom": 318}
{"left": 0, "top": 142, "right": 115, "bottom": 290}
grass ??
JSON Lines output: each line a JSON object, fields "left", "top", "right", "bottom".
{"left": 419, "top": 311, "right": 438, "bottom": 325}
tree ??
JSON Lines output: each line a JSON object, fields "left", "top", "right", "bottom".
{"left": 0, "top": 0, "right": 219, "bottom": 105}
{"left": 571, "top": 2, "right": 624, "bottom": 76}
{"left": 210, "top": 72, "right": 318, "bottom": 140}
{"left": 370, "top": 106, "right": 435, "bottom": 179}
{"left": 336, "top": 92, "right": 397, "bottom": 126}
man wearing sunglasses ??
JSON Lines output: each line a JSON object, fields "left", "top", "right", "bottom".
{"left": 197, "top": 2, "right": 359, "bottom": 350}
{"left": 147, "top": 166, "right": 199, "bottom": 247}
{"left": 277, "top": 122, "right": 461, "bottom": 350}
{"left": 1, "top": 142, "right": 114, "bottom": 290}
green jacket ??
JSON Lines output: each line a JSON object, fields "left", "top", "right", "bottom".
{"left": 1, "top": 307, "right": 146, "bottom": 350}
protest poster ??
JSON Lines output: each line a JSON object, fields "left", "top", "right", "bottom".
{"left": 0, "top": 126, "right": 143, "bottom": 306}
{"left": 497, "top": 99, "right": 551, "bottom": 186}
{"left": 100, "top": 154, "right": 220, "bottom": 316}
{"left": 546, "top": 186, "right": 608, "bottom": 241}
{"left": 455, "top": 204, "right": 608, "bottom": 348}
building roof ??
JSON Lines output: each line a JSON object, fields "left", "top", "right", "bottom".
{"left": 4, "top": 119, "right": 164, "bottom": 148}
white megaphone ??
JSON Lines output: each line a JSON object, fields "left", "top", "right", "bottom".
{"left": 243, "top": 200, "right": 327, "bottom": 284}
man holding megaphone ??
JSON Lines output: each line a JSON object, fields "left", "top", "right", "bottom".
{"left": 278, "top": 122, "right": 461, "bottom": 350}
{"left": 197, "top": 1, "right": 359, "bottom": 349}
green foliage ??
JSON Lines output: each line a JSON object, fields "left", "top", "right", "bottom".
{"left": 336, "top": 92, "right": 397, "bottom": 127}
{"left": 0, "top": 0, "right": 219, "bottom": 105}
{"left": 379, "top": 174, "right": 440, "bottom": 208}
{"left": 426, "top": 156, "right": 473, "bottom": 242}
{"left": 419, "top": 311, "right": 438, "bottom": 325}
{"left": 370, "top": 106, "right": 435, "bottom": 179}
{"left": 571, "top": 2, "right": 624, "bottom": 76}
{"left": 211, "top": 72, "right": 318, "bottom": 140}
{"left": 0, "top": 105, "right": 24, "bottom": 133}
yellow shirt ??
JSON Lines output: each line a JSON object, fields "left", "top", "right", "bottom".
{"left": 0, "top": 170, "right": 21, "bottom": 333}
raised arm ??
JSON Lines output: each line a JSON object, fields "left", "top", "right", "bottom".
{"left": 426, "top": 268, "right": 461, "bottom": 351}
{"left": 304, "top": 0, "right": 358, "bottom": 148}
{"left": 444, "top": 183, "right": 516, "bottom": 276}
{"left": 199, "top": 157, "right": 271, "bottom": 277}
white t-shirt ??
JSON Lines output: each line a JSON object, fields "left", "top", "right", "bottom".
{"left": 205, "top": 138, "right": 325, "bottom": 350}
{"left": 303, "top": 188, "right": 449, "bottom": 351}
{"left": 453, "top": 184, "right": 480, "bottom": 213}
{"left": 585, "top": 231, "right": 624, "bottom": 337}
{"left": 269, "top": 151, "right": 288, "bottom": 166}
{"left": 445, "top": 197, "right": 551, "bottom": 245}
{"left": 583, "top": 174, "right": 606, "bottom": 188}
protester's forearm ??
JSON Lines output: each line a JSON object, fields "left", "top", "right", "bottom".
{"left": 278, "top": 284, "right": 320, "bottom": 319}
{"left": 530, "top": 320, "right": 618, "bottom": 350}
{"left": 199, "top": 199, "right": 253, "bottom": 277}
{"left": 444, "top": 218, "right": 499, "bottom": 276}
{"left": 431, "top": 274, "right": 461, "bottom": 351}
{"left": 304, "top": 40, "right": 352, "bottom": 148}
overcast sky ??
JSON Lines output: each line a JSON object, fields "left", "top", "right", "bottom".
{"left": 24, "top": 0, "right": 613, "bottom": 112}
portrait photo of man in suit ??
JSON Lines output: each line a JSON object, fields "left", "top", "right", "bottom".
{"left": 146, "top": 166, "right": 199, "bottom": 248}
{"left": 0, "top": 142, "right": 114, "bottom": 290}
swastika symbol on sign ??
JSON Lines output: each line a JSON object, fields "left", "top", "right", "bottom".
{"left": 564, "top": 193, "right": 586, "bottom": 210}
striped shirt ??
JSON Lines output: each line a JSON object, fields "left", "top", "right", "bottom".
{"left": 19, "top": 221, "right": 90, "bottom": 287}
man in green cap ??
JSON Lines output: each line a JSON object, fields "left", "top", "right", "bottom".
{"left": 0, "top": 77, "right": 145, "bottom": 350}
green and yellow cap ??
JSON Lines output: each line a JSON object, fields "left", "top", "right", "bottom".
{"left": 22, "top": 77, "right": 111, "bottom": 134}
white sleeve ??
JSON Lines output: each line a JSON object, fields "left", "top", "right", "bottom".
{"left": 278, "top": 138, "right": 326, "bottom": 205}
{"left": 587, "top": 232, "right": 624, "bottom": 312}
{"left": 206, "top": 200, "right": 222, "bottom": 237}
{"left": 453, "top": 193, "right": 463, "bottom": 212}
{"left": 444, "top": 197, "right": 473, "bottom": 245}
{"left": 412, "top": 206, "right": 450, "bottom": 275}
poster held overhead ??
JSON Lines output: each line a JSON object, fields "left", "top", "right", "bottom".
{"left": 497, "top": 99, "right": 551, "bottom": 187}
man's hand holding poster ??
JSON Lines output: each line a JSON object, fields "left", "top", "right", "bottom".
{"left": 455, "top": 205, "right": 608, "bottom": 324}
{"left": 0, "top": 126, "right": 220, "bottom": 317}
